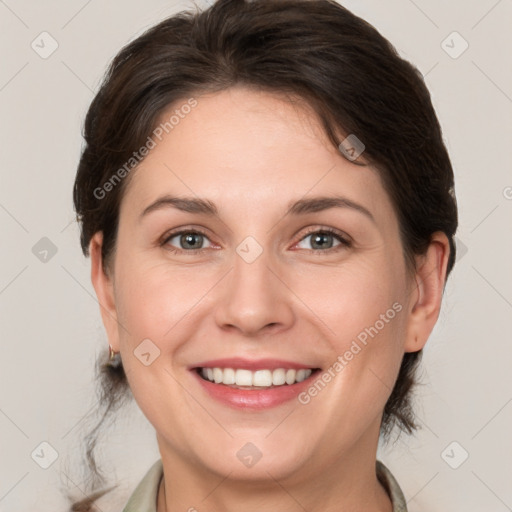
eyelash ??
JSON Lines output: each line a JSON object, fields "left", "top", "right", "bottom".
{"left": 160, "top": 226, "right": 352, "bottom": 255}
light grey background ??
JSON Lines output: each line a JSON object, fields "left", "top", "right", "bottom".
{"left": 1, "top": 0, "right": 511, "bottom": 511}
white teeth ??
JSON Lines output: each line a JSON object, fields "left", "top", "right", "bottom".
{"left": 235, "top": 369, "right": 253, "bottom": 386}
{"left": 213, "top": 367, "right": 223, "bottom": 384}
{"left": 272, "top": 368, "right": 286, "bottom": 385}
{"left": 253, "top": 370, "right": 272, "bottom": 387}
{"left": 199, "top": 367, "right": 313, "bottom": 387}
{"left": 285, "top": 369, "right": 297, "bottom": 385}
{"left": 296, "top": 369, "right": 308, "bottom": 382}
{"left": 223, "top": 367, "right": 236, "bottom": 384}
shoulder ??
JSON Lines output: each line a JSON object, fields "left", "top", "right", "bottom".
{"left": 121, "top": 459, "right": 163, "bottom": 512}
{"left": 376, "top": 460, "right": 408, "bottom": 512}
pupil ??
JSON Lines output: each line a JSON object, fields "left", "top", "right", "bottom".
{"left": 183, "top": 233, "right": 202, "bottom": 249}
{"left": 312, "top": 232, "right": 332, "bottom": 249}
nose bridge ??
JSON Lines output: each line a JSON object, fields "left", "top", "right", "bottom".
{"left": 214, "top": 236, "right": 294, "bottom": 335}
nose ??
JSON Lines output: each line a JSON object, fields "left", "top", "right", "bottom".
{"left": 214, "top": 246, "right": 295, "bottom": 337}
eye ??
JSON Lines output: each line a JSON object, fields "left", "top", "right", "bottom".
{"left": 161, "top": 229, "right": 213, "bottom": 254}
{"left": 160, "top": 226, "right": 352, "bottom": 255}
{"left": 294, "top": 227, "right": 352, "bottom": 252}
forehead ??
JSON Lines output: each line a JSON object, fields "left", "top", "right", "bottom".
{"left": 121, "top": 86, "right": 393, "bottom": 222}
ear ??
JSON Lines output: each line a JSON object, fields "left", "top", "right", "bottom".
{"left": 403, "top": 231, "right": 451, "bottom": 353}
{"left": 90, "top": 232, "right": 120, "bottom": 352}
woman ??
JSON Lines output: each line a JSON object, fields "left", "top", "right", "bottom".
{"left": 71, "top": 0, "right": 458, "bottom": 510}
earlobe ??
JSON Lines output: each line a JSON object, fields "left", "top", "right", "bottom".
{"left": 89, "top": 232, "right": 120, "bottom": 352}
{"left": 404, "top": 232, "right": 451, "bottom": 353}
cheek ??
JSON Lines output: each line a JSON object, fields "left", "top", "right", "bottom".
{"left": 114, "top": 254, "right": 202, "bottom": 343}
{"left": 308, "top": 253, "right": 408, "bottom": 396}
{"left": 112, "top": 258, "right": 193, "bottom": 416}
{"left": 306, "top": 254, "right": 405, "bottom": 339}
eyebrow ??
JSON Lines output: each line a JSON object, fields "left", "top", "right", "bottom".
{"left": 140, "top": 194, "right": 375, "bottom": 223}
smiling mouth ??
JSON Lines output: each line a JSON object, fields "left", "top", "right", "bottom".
{"left": 195, "top": 367, "right": 321, "bottom": 389}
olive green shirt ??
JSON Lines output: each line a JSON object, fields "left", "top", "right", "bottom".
{"left": 123, "top": 459, "right": 408, "bottom": 511}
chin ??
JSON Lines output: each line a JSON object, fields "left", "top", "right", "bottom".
{"left": 189, "top": 436, "right": 313, "bottom": 482}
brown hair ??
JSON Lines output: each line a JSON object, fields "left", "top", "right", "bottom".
{"left": 69, "top": 0, "right": 458, "bottom": 508}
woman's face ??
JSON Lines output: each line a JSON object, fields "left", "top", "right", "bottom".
{"left": 94, "top": 86, "right": 431, "bottom": 481}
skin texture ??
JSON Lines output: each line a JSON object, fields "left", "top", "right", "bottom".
{"left": 90, "top": 86, "right": 450, "bottom": 512}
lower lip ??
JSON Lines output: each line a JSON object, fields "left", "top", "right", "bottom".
{"left": 192, "top": 370, "right": 319, "bottom": 409}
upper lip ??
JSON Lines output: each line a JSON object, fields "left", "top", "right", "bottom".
{"left": 190, "top": 358, "right": 318, "bottom": 371}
